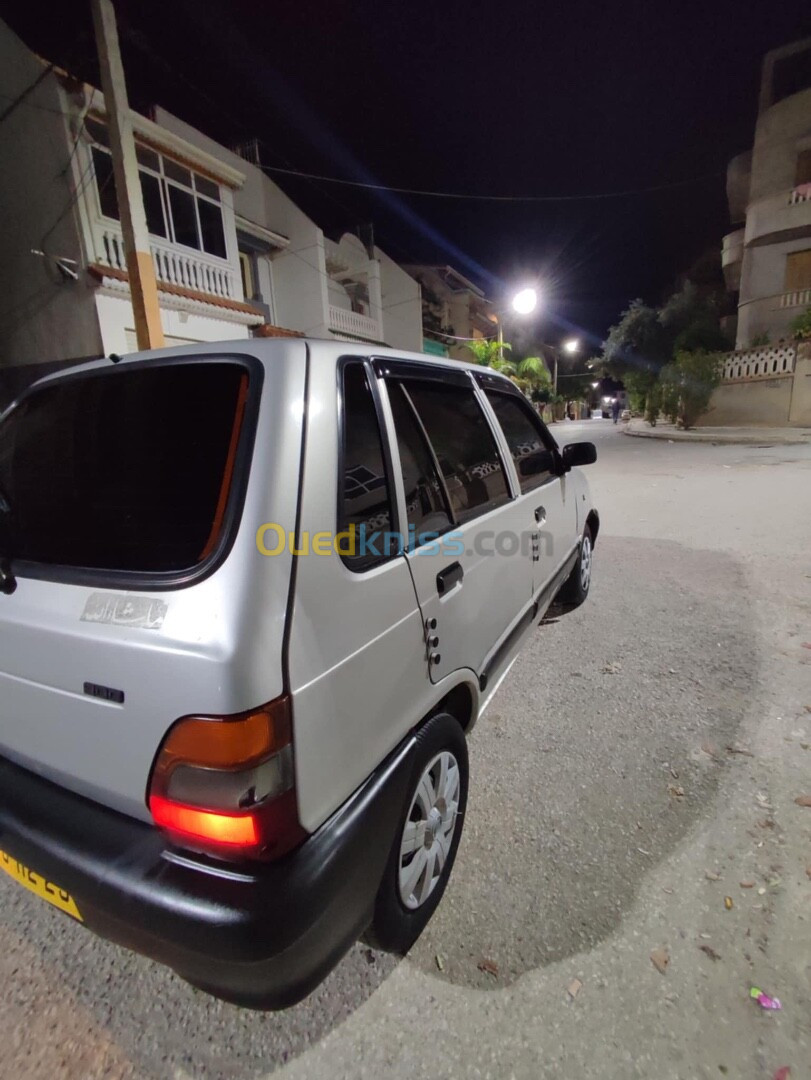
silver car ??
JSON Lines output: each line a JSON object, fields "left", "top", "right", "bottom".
{"left": 0, "top": 339, "right": 598, "bottom": 1007}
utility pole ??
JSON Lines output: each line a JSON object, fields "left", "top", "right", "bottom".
{"left": 91, "top": 0, "right": 164, "bottom": 350}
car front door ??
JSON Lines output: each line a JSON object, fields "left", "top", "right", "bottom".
{"left": 375, "top": 361, "right": 535, "bottom": 686}
{"left": 476, "top": 376, "right": 579, "bottom": 598}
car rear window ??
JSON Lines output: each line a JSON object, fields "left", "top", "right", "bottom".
{"left": 0, "top": 360, "right": 250, "bottom": 577}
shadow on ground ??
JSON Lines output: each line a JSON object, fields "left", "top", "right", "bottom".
{"left": 407, "top": 536, "right": 758, "bottom": 988}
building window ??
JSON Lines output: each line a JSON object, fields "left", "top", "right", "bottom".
{"left": 89, "top": 120, "right": 227, "bottom": 259}
{"left": 795, "top": 149, "right": 811, "bottom": 187}
{"left": 785, "top": 249, "right": 811, "bottom": 292}
{"left": 239, "top": 252, "right": 255, "bottom": 300}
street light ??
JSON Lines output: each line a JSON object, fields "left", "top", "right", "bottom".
{"left": 557, "top": 339, "right": 578, "bottom": 395}
{"left": 511, "top": 288, "right": 538, "bottom": 316}
{"left": 494, "top": 286, "right": 540, "bottom": 361}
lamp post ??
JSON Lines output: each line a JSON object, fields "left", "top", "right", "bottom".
{"left": 494, "top": 287, "right": 539, "bottom": 363}
{"left": 553, "top": 337, "right": 580, "bottom": 394}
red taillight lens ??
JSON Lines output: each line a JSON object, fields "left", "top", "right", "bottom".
{"left": 148, "top": 695, "right": 306, "bottom": 860}
{"left": 149, "top": 797, "right": 260, "bottom": 847}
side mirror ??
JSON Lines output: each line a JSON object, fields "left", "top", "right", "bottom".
{"left": 519, "top": 448, "right": 557, "bottom": 478}
{"left": 562, "top": 442, "right": 597, "bottom": 469}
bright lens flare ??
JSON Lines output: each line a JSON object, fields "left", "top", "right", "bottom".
{"left": 563, "top": 338, "right": 580, "bottom": 354}
{"left": 511, "top": 288, "right": 538, "bottom": 316}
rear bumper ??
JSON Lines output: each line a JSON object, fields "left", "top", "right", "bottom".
{"left": 0, "top": 737, "right": 416, "bottom": 1009}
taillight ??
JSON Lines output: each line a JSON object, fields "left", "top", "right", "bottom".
{"left": 148, "top": 695, "right": 306, "bottom": 861}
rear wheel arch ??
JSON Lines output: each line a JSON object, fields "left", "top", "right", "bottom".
{"left": 586, "top": 509, "right": 600, "bottom": 546}
{"left": 431, "top": 681, "right": 476, "bottom": 733}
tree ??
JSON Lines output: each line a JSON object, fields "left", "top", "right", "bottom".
{"left": 601, "top": 278, "right": 731, "bottom": 421}
{"left": 465, "top": 338, "right": 514, "bottom": 373}
{"left": 601, "top": 299, "right": 670, "bottom": 379}
{"left": 659, "top": 350, "right": 723, "bottom": 429}
{"left": 514, "top": 355, "right": 552, "bottom": 399}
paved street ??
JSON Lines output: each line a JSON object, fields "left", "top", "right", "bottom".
{"left": 1, "top": 420, "right": 809, "bottom": 1080}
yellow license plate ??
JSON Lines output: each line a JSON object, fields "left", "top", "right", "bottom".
{"left": 0, "top": 848, "right": 82, "bottom": 922}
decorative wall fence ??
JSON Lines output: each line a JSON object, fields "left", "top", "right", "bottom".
{"left": 701, "top": 341, "right": 810, "bottom": 428}
{"left": 720, "top": 344, "right": 796, "bottom": 383}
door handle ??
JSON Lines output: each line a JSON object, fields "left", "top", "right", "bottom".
{"left": 436, "top": 561, "right": 464, "bottom": 595}
{"left": 534, "top": 505, "right": 546, "bottom": 525}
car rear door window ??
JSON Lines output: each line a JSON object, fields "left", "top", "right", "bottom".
{"left": 387, "top": 382, "right": 452, "bottom": 545}
{"left": 338, "top": 362, "right": 394, "bottom": 569}
{"left": 0, "top": 361, "right": 250, "bottom": 576}
{"left": 485, "top": 390, "right": 557, "bottom": 492}
{"left": 403, "top": 380, "right": 510, "bottom": 524}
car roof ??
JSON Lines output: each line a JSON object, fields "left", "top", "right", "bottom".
{"left": 7, "top": 337, "right": 513, "bottom": 399}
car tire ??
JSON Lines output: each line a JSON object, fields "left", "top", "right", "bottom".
{"left": 556, "top": 523, "right": 593, "bottom": 608}
{"left": 364, "top": 711, "right": 468, "bottom": 954}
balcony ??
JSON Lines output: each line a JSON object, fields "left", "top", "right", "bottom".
{"left": 721, "top": 228, "right": 745, "bottom": 290}
{"left": 328, "top": 304, "right": 382, "bottom": 341}
{"left": 744, "top": 188, "right": 811, "bottom": 247}
{"left": 780, "top": 287, "right": 811, "bottom": 309}
{"left": 95, "top": 225, "right": 239, "bottom": 300}
{"left": 720, "top": 343, "right": 796, "bottom": 382}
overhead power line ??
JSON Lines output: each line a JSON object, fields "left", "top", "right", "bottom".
{"left": 0, "top": 62, "right": 55, "bottom": 126}
{"left": 257, "top": 163, "right": 724, "bottom": 203}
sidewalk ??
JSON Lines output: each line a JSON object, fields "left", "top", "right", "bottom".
{"left": 623, "top": 418, "right": 811, "bottom": 445}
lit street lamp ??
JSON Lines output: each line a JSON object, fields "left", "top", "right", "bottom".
{"left": 553, "top": 337, "right": 579, "bottom": 393}
{"left": 494, "top": 286, "right": 539, "bottom": 361}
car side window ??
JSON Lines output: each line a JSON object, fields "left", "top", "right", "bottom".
{"left": 402, "top": 380, "right": 510, "bottom": 525}
{"left": 339, "top": 362, "right": 394, "bottom": 570}
{"left": 387, "top": 382, "right": 453, "bottom": 545}
{"left": 485, "top": 390, "right": 557, "bottom": 493}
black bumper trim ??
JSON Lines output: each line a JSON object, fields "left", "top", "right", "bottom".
{"left": 0, "top": 736, "right": 417, "bottom": 1008}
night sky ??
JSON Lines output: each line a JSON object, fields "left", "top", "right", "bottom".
{"left": 3, "top": 0, "right": 810, "bottom": 349}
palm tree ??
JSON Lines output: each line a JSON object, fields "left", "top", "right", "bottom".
{"left": 465, "top": 338, "right": 516, "bottom": 374}
{"left": 515, "top": 356, "right": 552, "bottom": 398}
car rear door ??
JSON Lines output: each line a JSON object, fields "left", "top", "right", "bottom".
{"left": 375, "top": 360, "right": 536, "bottom": 685}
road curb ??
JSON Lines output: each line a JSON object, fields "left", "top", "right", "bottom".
{"left": 621, "top": 425, "right": 811, "bottom": 446}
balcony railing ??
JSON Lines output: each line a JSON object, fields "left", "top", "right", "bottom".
{"left": 328, "top": 304, "right": 381, "bottom": 341}
{"left": 780, "top": 287, "right": 811, "bottom": 309}
{"left": 96, "top": 225, "right": 238, "bottom": 301}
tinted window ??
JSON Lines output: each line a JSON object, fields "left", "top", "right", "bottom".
{"left": 139, "top": 171, "right": 166, "bottom": 238}
{"left": 167, "top": 185, "right": 200, "bottom": 249}
{"left": 0, "top": 363, "right": 249, "bottom": 575}
{"left": 92, "top": 146, "right": 119, "bottom": 220}
{"left": 485, "top": 391, "right": 556, "bottom": 492}
{"left": 198, "top": 198, "right": 227, "bottom": 258}
{"left": 405, "top": 381, "right": 509, "bottom": 523}
{"left": 339, "top": 363, "right": 393, "bottom": 569}
{"left": 388, "top": 383, "right": 451, "bottom": 544}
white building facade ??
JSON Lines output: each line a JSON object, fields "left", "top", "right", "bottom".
{"left": 404, "top": 265, "right": 493, "bottom": 361}
{"left": 722, "top": 37, "right": 811, "bottom": 349}
{"left": 0, "top": 16, "right": 422, "bottom": 391}
{"left": 0, "top": 18, "right": 265, "bottom": 377}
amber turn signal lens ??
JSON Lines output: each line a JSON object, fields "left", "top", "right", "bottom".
{"left": 153, "top": 696, "right": 292, "bottom": 782}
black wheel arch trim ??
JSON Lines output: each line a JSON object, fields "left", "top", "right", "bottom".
{"left": 0, "top": 731, "right": 417, "bottom": 1009}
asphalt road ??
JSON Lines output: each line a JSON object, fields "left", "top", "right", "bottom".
{"left": 1, "top": 421, "right": 809, "bottom": 1079}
